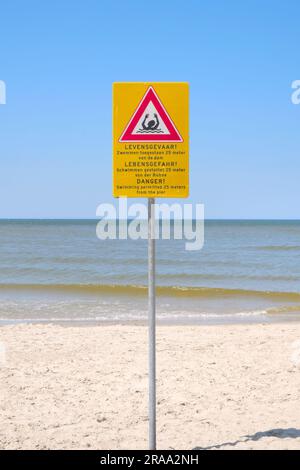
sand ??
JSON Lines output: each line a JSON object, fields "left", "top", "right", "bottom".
{"left": 1, "top": 322, "right": 300, "bottom": 450}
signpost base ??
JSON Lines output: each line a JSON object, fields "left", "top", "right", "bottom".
{"left": 148, "top": 198, "right": 156, "bottom": 450}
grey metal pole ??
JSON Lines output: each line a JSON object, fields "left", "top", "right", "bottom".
{"left": 148, "top": 197, "right": 156, "bottom": 450}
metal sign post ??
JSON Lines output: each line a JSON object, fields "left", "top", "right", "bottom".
{"left": 148, "top": 197, "right": 156, "bottom": 450}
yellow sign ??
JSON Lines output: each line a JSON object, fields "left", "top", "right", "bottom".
{"left": 113, "top": 82, "right": 189, "bottom": 198}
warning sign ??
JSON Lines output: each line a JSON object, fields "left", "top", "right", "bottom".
{"left": 119, "top": 86, "right": 183, "bottom": 143}
{"left": 113, "top": 82, "right": 189, "bottom": 198}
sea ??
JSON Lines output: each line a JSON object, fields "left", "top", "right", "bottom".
{"left": 1, "top": 219, "right": 300, "bottom": 325}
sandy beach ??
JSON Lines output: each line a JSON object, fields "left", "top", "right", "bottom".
{"left": 1, "top": 322, "right": 300, "bottom": 450}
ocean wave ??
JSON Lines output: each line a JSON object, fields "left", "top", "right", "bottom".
{"left": 267, "top": 305, "right": 300, "bottom": 315}
{"left": 0, "top": 309, "right": 268, "bottom": 325}
{"left": 254, "top": 245, "right": 300, "bottom": 251}
{"left": 1, "top": 283, "right": 300, "bottom": 301}
{"left": 157, "top": 273, "right": 300, "bottom": 282}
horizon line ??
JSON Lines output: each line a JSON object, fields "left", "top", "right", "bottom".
{"left": 0, "top": 218, "right": 300, "bottom": 222}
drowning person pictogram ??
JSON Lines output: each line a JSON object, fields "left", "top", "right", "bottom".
{"left": 137, "top": 113, "right": 163, "bottom": 134}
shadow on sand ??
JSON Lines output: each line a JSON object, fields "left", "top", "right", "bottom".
{"left": 194, "top": 428, "right": 300, "bottom": 450}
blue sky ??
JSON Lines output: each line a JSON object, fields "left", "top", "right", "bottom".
{"left": 0, "top": 0, "right": 299, "bottom": 218}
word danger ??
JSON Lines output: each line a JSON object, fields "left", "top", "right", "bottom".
{"left": 291, "top": 80, "right": 300, "bottom": 105}
{"left": 0, "top": 81, "right": 6, "bottom": 105}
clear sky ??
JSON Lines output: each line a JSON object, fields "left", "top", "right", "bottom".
{"left": 0, "top": 0, "right": 299, "bottom": 219}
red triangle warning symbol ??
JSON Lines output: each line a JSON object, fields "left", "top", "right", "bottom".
{"left": 119, "top": 86, "right": 183, "bottom": 142}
